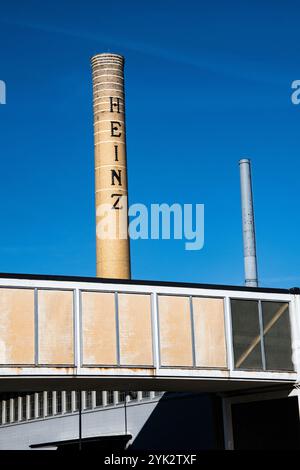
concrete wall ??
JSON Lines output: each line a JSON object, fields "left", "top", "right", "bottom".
{"left": 0, "top": 393, "right": 223, "bottom": 450}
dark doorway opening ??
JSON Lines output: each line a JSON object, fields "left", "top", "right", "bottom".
{"left": 232, "top": 396, "right": 300, "bottom": 450}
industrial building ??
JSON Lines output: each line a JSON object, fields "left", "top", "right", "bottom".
{"left": 0, "top": 53, "right": 299, "bottom": 450}
{"left": 0, "top": 273, "right": 298, "bottom": 449}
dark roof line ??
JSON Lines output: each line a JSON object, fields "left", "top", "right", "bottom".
{"left": 0, "top": 272, "right": 298, "bottom": 294}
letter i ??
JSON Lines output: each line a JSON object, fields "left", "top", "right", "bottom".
{"left": 114, "top": 145, "right": 119, "bottom": 162}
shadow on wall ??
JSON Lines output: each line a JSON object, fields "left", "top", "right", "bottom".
{"left": 231, "top": 396, "right": 300, "bottom": 450}
{"left": 128, "top": 393, "right": 224, "bottom": 451}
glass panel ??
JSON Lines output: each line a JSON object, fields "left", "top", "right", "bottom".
{"left": 118, "top": 392, "right": 126, "bottom": 403}
{"left": 142, "top": 391, "right": 150, "bottom": 399}
{"left": 158, "top": 296, "right": 193, "bottom": 367}
{"left": 0, "top": 289, "right": 35, "bottom": 365}
{"left": 262, "top": 302, "right": 294, "bottom": 371}
{"left": 118, "top": 294, "right": 153, "bottom": 366}
{"left": 192, "top": 297, "right": 227, "bottom": 368}
{"left": 38, "top": 290, "right": 74, "bottom": 365}
{"left": 82, "top": 292, "right": 117, "bottom": 365}
{"left": 231, "top": 300, "right": 263, "bottom": 370}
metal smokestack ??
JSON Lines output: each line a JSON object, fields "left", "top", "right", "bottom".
{"left": 91, "top": 53, "right": 131, "bottom": 279}
{"left": 239, "top": 159, "right": 258, "bottom": 287}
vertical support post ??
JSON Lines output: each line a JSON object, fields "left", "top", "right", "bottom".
{"left": 71, "top": 391, "right": 77, "bottom": 412}
{"left": 81, "top": 391, "right": 86, "bottom": 410}
{"left": 115, "top": 292, "right": 121, "bottom": 366}
{"left": 189, "top": 296, "right": 196, "bottom": 367}
{"left": 9, "top": 398, "right": 14, "bottom": 423}
{"left": 26, "top": 395, "right": 30, "bottom": 421}
{"left": 52, "top": 391, "right": 57, "bottom": 415}
{"left": 2, "top": 401, "right": 6, "bottom": 425}
{"left": 124, "top": 392, "right": 131, "bottom": 435}
{"left": 78, "top": 390, "right": 82, "bottom": 451}
{"left": 34, "top": 288, "right": 39, "bottom": 366}
{"left": 151, "top": 293, "right": 160, "bottom": 372}
{"left": 113, "top": 391, "right": 119, "bottom": 406}
{"left": 74, "top": 289, "right": 82, "bottom": 372}
{"left": 34, "top": 393, "right": 39, "bottom": 419}
{"left": 222, "top": 398, "right": 234, "bottom": 450}
{"left": 91, "top": 391, "right": 96, "bottom": 409}
{"left": 290, "top": 294, "right": 300, "bottom": 378}
{"left": 102, "top": 391, "right": 107, "bottom": 407}
{"left": 239, "top": 158, "right": 258, "bottom": 287}
{"left": 18, "top": 396, "right": 22, "bottom": 422}
{"left": 62, "top": 391, "right": 66, "bottom": 414}
{"left": 224, "top": 297, "right": 234, "bottom": 371}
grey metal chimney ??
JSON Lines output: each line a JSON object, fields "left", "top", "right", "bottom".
{"left": 239, "top": 159, "right": 258, "bottom": 287}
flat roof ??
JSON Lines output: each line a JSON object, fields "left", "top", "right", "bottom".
{"left": 0, "top": 272, "right": 298, "bottom": 294}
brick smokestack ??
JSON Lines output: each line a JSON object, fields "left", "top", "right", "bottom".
{"left": 91, "top": 53, "right": 131, "bottom": 279}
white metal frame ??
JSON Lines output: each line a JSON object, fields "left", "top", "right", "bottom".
{"left": 0, "top": 277, "right": 297, "bottom": 387}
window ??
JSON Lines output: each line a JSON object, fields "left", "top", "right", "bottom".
{"left": 231, "top": 299, "right": 293, "bottom": 371}
{"left": 56, "top": 392, "right": 62, "bottom": 414}
{"left": 96, "top": 391, "right": 103, "bottom": 407}
{"left": 74, "top": 392, "right": 86, "bottom": 410}
{"left": 85, "top": 391, "right": 92, "bottom": 409}
{"left": 262, "top": 302, "right": 293, "bottom": 371}
{"left": 22, "top": 396, "right": 26, "bottom": 421}
{"left": 129, "top": 392, "right": 138, "bottom": 401}
{"left": 231, "top": 300, "right": 262, "bottom": 370}
{"left": 66, "top": 391, "right": 72, "bottom": 413}
{"left": 30, "top": 395, "right": 34, "bottom": 419}
{"left": 107, "top": 391, "right": 114, "bottom": 405}
{"left": 47, "top": 393, "right": 53, "bottom": 416}
{"left": 5, "top": 401, "right": 9, "bottom": 423}
{"left": 14, "top": 399, "right": 18, "bottom": 422}
{"left": 75, "top": 392, "right": 80, "bottom": 411}
{"left": 38, "top": 393, "right": 43, "bottom": 418}
{"left": 142, "top": 391, "right": 150, "bottom": 400}
{"left": 118, "top": 392, "right": 126, "bottom": 403}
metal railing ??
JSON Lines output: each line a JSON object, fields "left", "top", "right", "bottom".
{"left": 0, "top": 390, "right": 164, "bottom": 426}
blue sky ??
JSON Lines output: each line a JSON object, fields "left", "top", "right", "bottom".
{"left": 0, "top": 0, "right": 299, "bottom": 287}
